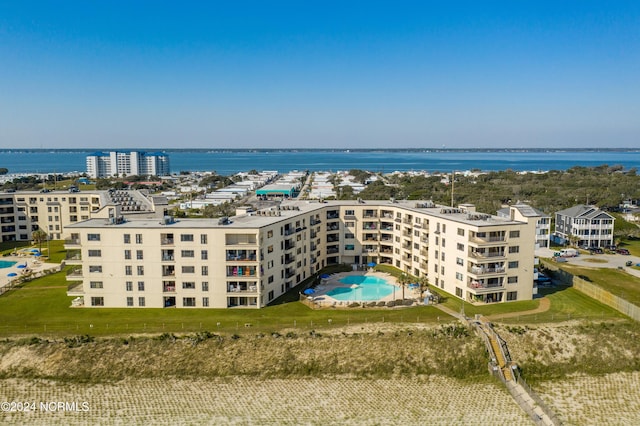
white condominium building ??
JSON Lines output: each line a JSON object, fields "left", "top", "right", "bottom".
{"left": 86, "top": 151, "right": 170, "bottom": 178}
{"left": 66, "top": 199, "right": 538, "bottom": 309}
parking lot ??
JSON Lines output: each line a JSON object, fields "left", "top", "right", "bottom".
{"left": 536, "top": 247, "right": 640, "bottom": 279}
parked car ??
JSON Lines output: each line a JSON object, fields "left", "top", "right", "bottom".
{"left": 588, "top": 247, "right": 604, "bottom": 254}
{"left": 626, "top": 260, "right": 633, "bottom": 267}
{"left": 606, "top": 245, "right": 617, "bottom": 251}
{"left": 616, "top": 248, "right": 630, "bottom": 255}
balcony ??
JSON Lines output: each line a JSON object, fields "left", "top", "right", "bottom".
{"left": 162, "top": 266, "right": 176, "bottom": 277}
{"left": 284, "top": 256, "right": 295, "bottom": 265}
{"left": 67, "top": 283, "right": 84, "bottom": 297}
{"left": 163, "top": 282, "right": 176, "bottom": 293}
{"left": 285, "top": 269, "right": 296, "bottom": 279}
{"left": 227, "top": 284, "right": 258, "bottom": 294}
{"left": 469, "top": 233, "right": 506, "bottom": 245}
{"left": 227, "top": 266, "right": 257, "bottom": 277}
{"left": 226, "top": 250, "right": 257, "bottom": 262}
{"left": 327, "top": 223, "right": 340, "bottom": 231}
{"left": 65, "top": 250, "right": 82, "bottom": 265}
{"left": 310, "top": 218, "right": 321, "bottom": 226}
{"left": 327, "top": 212, "right": 339, "bottom": 220}
{"left": 66, "top": 268, "right": 83, "bottom": 281}
{"left": 363, "top": 211, "right": 378, "bottom": 218}
{"left": 380, "top": 223, "right": 393, "bottom": 231}
{"left": 470, "top": 250, "right": 506, "bottom": 260}
{"left": 362, "top": 222, "right": 378, "bottom": 231}
{"left": 161, "top": 236, "right": 174, "bottom": 245}
{"left": 363, "top": 245, "right": 378, "bottom": 254}
{"left": 326, "top": 235, "right": 339, "bottom": 243}
{"left": 468, "top": 265, "right": 506, "bottom": 276}
{"left": 284, "top": 240, "right": 296, "bottom": 251}
{"left": 64, "top": 238, "right": 81, "bottom": 248}
{"left": 402, "top": 243, "right": 411, "bottom": 250}
{"left": 467, "top": 280, "right": 504, "bottom": 292}
{"left": 327, "top": 246, "right": 339, "bottom": 254}
{"left": 161, "top": 249, "right": 175, "bottom": 261}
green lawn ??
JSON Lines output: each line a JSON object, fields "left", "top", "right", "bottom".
{"left": 0, "top": 256, "right": 633, "bottom": 338}
{"left": 552, "top": 263, "right": 640, "bottom": 306}
{"left": 0, "top": 270, "right": 449, "bottom": 337}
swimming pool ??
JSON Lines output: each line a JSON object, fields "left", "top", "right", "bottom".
{"left": 0, "top": 260, "right": 17, "bottom": 269}
{"left": 326, "top": 275, "right": 398, "bottom": 301}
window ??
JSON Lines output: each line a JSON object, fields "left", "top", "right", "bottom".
{"left": 455, "top": 287, "right": 463, "bottom": 297}
{"left": 506, "top": 291, "right": 518, "bottom": 301}
{"left": 457, "top": 228, "right": 465, "bottom": 236}
{"left": 345, "top": 244, "right": 354, "bottom": 251}
{"left": 182, "top": 266, "right": 195, "bottom": 273}
{"left": 508, "top": 276, "right": 518, "bottom": 284}
{"left": 127, "top": 297, "right": 134, "bottom": 307}
{"left": 182, "top": 282, "right": 196, "bottom": 289}
{"left": 509, "top": 246, "right": 520, "bottom": 254}
{"left": 345, "top": 209, "right": 354, "bottom": 216}
{"left": 435, "top": 236, "right": 439, "bottom": 245}
{"left": 138, "top": 297, "right": 146, "bottom": 307}
{"left": 89, "top": 265, "right": 102, "bottom": 273}
{"left": 138, "top": 281, "right": 145, "bottom": 291}
{"left": 442, "top": 224, "right": 446, "bottom": 232}
{"left": 87, "top": 233, "right": 101, "bottom": 241}
{"left": 124, "top": 250, "right": 131, "bottom": 260}
{"left": 125, "top": 265, "right": 132, "bottom": 275}
{"left": 200, "top": 234, "right": 208, "bottom": 244}
{"left": 441, "top": 252, "right": 445, "bottom": 261}
{"left": 267, "top": 230, "right": 273, "bottom": 238}
{"left": 90, "top": 281, "right": 103, "bottom": 289}
{"left": 442, "top": 238, "right": 445, "bottom": 247}
{"left": 457, "top": 243, "right": 464, "bottom": 251}
{"left": 345, "top": 221, "right": 355, "bottom": 228}
{"left": 88, "top": 250, "right": 101, "bottom": 257}
{"left": 455, "top": 272, "right": 463, "bottom": 281}
{"left": 183, "top": 297, "right": 196, "bottom": 307}
{"left": 203, "top": 297, "right": 209, "bottom": 307}
{"left": 509, "top": 230, "right": 520, "bottom": 238}
{"left": 136, "top": 250, "right": 144, "bottom": 260}
{"left": 124, "top": 234, "right": 131, "bottom": 244}
{"left": 201, "top": 265, "right": 208, "bottom": 276}
{"left": 181, "top": 250, "right": 194, "bottom": 258}
{"left": 268, "top": 275, "right": 274, "bottom": 284}
{"left": 441, "top": 266, "right": 445, "bottom": 275}
{"left": 135, "top": 234, "right": 143, "bottom": 244}
{"left": 126, "top": 281, "right": 133, "bottom": 291}
{"left": 201, "top": 250, "right": 208, "bottom": 260}
{"left": 91, "top": 297, "right": 104, "bottom": 306}
{"left": 344, "top": 232, "right": 355, "bottom": 239}
{"left": 267, "top": 260, "right": 274, "bottom": 269}
{"left": 267, "top": 245, "right": 273, "bottom": 253}
{"left": 456, "top": 258, "right": 464, "bottom": 266}
{"left": 202, "top": 282, "right": 209, "bottom": 291}
{"left": 508, "top": 261, "right": 519, "bottom": 269}
{"left": 181, "top": 234, "right": 194, "bottom": 242}
{"left": 268, "top": 290, "right": 274, "bottom": 301}
{"left": 137, "top": 265, "right": 144, "bottom": 275}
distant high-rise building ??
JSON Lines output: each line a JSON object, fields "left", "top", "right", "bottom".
{"left": 86, "top": 151, "right": 170, "bottom": 178}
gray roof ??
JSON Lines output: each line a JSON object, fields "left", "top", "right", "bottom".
{"left": 556, "top": 204, "right": 615, "bottom": 220}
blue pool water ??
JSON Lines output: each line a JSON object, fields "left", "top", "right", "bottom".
{"left": 327, "top": 275, "right": 398, "bottom": 301}
{"left": 0, "top": 260, "right": 17, "bottom": 269}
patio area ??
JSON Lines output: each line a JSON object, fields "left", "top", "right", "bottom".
{"left": 0, "top": 255, "right": 61, "bottom": 295}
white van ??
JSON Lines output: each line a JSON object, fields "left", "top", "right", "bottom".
{"left": 560, "top": 248, "right": 578, "bottom": 257}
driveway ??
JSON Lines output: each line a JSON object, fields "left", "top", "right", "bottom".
{"left": 536, "top": 248, "right": 640, "bottom": 279}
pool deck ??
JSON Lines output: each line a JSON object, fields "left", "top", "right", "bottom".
{"left": 308, "top": 271, "right": 420, "bottom": 307}
{"left": 0, "top": 255, "right": 61, "bottom": 294}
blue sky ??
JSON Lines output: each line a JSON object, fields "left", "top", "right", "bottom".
{"left": 1, "top": 1, "right": 639, "bottom": 149}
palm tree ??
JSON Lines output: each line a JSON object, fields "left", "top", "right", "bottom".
{"left": 31, "top": 228, "right": 48, "bottom": 253}
{"left": 397, "top": 273, "right": 411, "bottom": 300}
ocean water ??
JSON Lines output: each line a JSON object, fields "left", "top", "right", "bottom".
{"left": 1, "top": 149, "right": 639, "bottom": 176}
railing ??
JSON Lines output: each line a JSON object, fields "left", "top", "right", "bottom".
{"left": 470, "top": 251, "right": 505, "bottom": 259}
{"left": 468, "top": 282, "right": 504, "bottom": 290}
{"left": 66, "top": 268, "right": 83, "bottom": 279}
{"left": 64, "top": 238, "right": 81, "bottom": 245}
{"left": 470, "top": 235, "right": 505, "bottom": 244}
{"left": 163, "top": 286, "right": 176, "bottom": 292}
{"left": 469, "top": 266, "right": 506, "bottom": 275}
{"left": 161, "top": 238, "right": 174, "bottom": 245}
